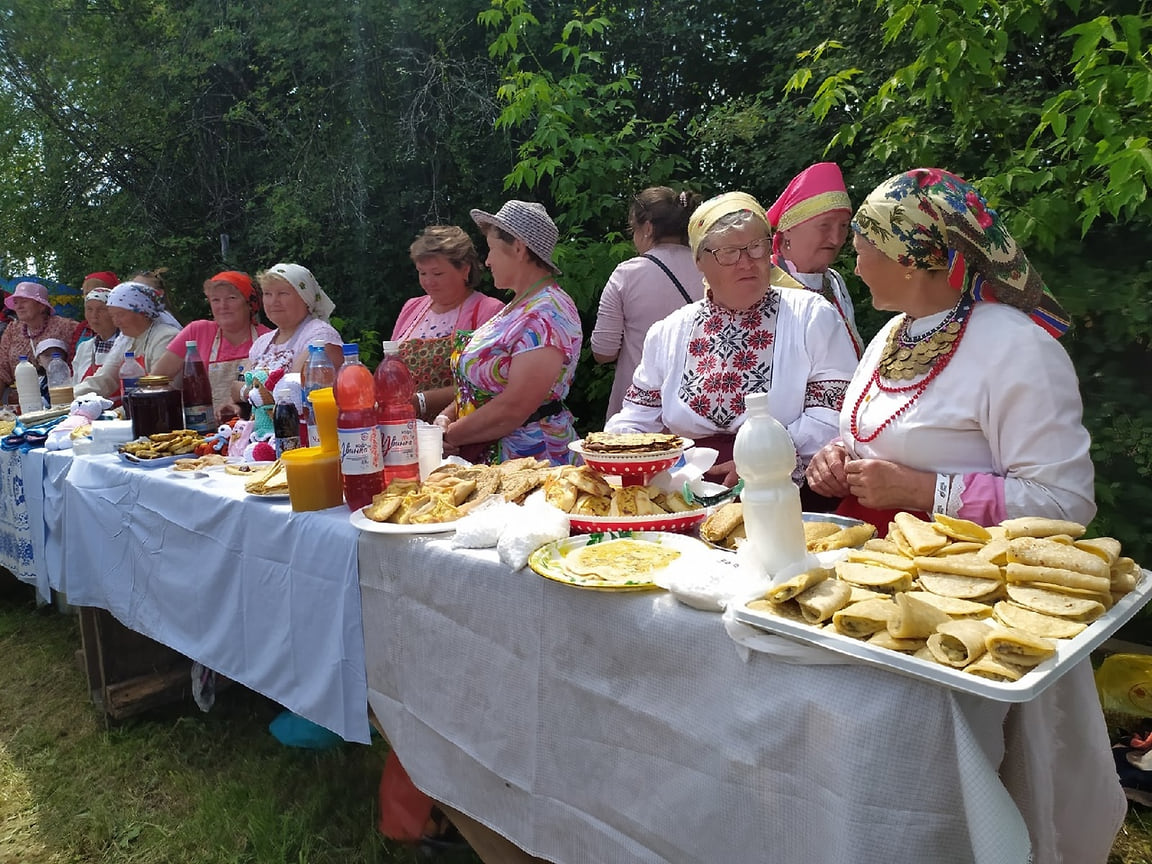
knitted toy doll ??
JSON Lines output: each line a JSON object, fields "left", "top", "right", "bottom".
{"left": 243, "top": 368, "right": 284, "bottom": 461}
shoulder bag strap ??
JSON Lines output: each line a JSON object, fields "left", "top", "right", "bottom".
{"left": 642, "top": 253, "right": 692, "bottom": 303}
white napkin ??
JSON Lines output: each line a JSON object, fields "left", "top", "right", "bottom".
{"left": 647, "top": 446, "right": 718, "bottom": 496}
{"left": 496, "top": 498, "right": 570, "bottom": 570}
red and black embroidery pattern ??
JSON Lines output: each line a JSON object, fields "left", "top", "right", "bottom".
{"left": 805, "top": 379, "right": 849, "bottom": 411}
{"left": 622, "top": 384, "right": 661, "bottom": 408}
{"left": 678, "top": 291, "right": 780, "bottom": 429}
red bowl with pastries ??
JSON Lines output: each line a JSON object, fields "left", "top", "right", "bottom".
{"left": 568, "top": 436, "right": 693, "bottom": 483}
{"left": 567, "top": 509, "right": 708, "bottom": 535}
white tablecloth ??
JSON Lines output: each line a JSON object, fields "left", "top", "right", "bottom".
{"left": 360, "top": 534, "right": 1126, "bottom": 864}
{"left": 64, "top": 455, "right": 371, "bottom": 743}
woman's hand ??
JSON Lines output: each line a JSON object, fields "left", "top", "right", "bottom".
{"left": 705, "top": 459, "right": 739, "bottom": 489}
{"left": 805, "top": 443, "right": 851, "bottom": 498}
{"left": 844, "top": 458, "right": 935, "bottom": 511}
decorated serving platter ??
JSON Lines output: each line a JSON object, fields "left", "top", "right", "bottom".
{"left": 731, "top": 568, "right": 1152, "bottom": 703}
{"left": 529, "top": 530, "right": 706, "bottom": 591}
{"left": 568, "top": 436, "right": 693, "bottom": 478}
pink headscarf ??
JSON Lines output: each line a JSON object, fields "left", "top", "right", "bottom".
{"left": 767, "top": 162, "right": 852, "bottom": 257}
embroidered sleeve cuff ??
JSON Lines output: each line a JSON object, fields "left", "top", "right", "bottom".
{"left": 805, "top": 379, "right": 849, "bottom": 411}
{"left": 932, "top": 473, "right": 966, "bottom": 516}
{"left": 623, "top": 385, "right": 661, "bottom": 409}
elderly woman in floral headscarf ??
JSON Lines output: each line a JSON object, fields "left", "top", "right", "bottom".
{"left": 246, "top": 263, "right": 343, "bottom": 377}
{"left": 74, "top": 281, "right": 181, "bottom": 399}
{"left": 806, "top": 168, "right": 1094, "bottom": 527}
{"left": 806, "top": 167, "right": 1125, "bottom": 864}
{"left": 605, "top": 191, "right": 857, "bottom": 486}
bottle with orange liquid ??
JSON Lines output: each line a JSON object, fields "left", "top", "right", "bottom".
{"left": 334, "top": 343, "right": 384, "bottom": 511}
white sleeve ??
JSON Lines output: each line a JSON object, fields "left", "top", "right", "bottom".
{"left": 604, "top": 316, "right": 673, "bottom": 433}
{"left": 982, "top": 330, "right": 1096, "bottom": 524}
{"left": 74, "top": 335, "right": 129, "bottom": 399}
{"left": 785, "top": 299, "right": 859, "bottom": 463}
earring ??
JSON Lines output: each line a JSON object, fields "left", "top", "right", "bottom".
{"left": 783, "top": 237, "right": 791, "bottom": 250}
{"left": 904, "top": 272, "right": 913, "bottom": 280}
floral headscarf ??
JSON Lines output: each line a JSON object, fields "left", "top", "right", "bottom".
{"left": 687, "top": 192, "right": 771, "bottom": 258}
{"left": 263, "top": 263, "right": 335, "bottom": 323}
{"left": 852, "top": 168, "right": 1069, "bottom": 337}
{"left": 107, "top": 281, "right": 164, "bottom": 320}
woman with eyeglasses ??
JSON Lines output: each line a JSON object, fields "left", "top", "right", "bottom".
{"left": 605, "top": 191, "right": 858, "bottom": 486}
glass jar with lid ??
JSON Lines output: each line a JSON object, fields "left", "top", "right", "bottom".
{"left": 127, "top": 375, "right": 185, "bottom": 439}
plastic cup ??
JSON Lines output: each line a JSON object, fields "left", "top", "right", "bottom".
{"left": 310, "top": 387, "right": 339, "bottom": 454}
{"left": 281, "top": 446, "right": 344, "bottom": 511}
{"left": 416, "top": 422, "right": 443, "bottom": 480}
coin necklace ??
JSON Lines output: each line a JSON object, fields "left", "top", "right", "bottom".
{"left": 850, "top": 292, "right": 975, "bottom": 444}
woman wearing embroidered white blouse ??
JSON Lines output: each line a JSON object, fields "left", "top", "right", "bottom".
{"left": 605, "top": 191, "right": 857, "bottom": 485}
{"left": 247, "top": 263, "right": 344, "bottom": 376}
{"left": 805, "top": 168, "right": 1095, "bottom": 528}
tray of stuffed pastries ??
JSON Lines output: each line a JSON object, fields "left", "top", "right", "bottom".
{"left": 730, "top": 512, "right": 1152, "bottom": 702}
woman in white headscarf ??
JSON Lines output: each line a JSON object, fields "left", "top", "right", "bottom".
{"left": 246, "top": 263, "right": 344, "bottom": 375}
{"left": 74, "top": 281, "right": 182, "bottom": 399}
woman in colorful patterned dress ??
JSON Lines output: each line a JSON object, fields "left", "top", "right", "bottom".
{"left": 605, "top": 191, "right": 858, "bottom": 486}
{"left": 392, "top": 226, "right": 504, "bottom": 423}
{"left": 435, "top": 200, "right": 582, "bottom": 465}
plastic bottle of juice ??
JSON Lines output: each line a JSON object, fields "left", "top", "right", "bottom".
{"left": 334, "top": 343, "right": 384, "bottom": 511}
{"left": 181, "top": 341, "right": 214, "bottom": 432}
{"left": 272, "top": 377, "right": 302, "bottom": 457}
{"left": 301, "top": 341, "right": 337, "bottom": 447}
{"left": 118, "top": 351, "right": 146, "bottom": 417}
{"left": 374, "top": 341, "right": 420, "bottom": 484}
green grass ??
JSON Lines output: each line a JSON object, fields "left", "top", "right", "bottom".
{"left": 0, "top": 579, "right": 480, "bottom": 864}
{"left": 5, "top": 577, "right": 1152, "bottom": 864}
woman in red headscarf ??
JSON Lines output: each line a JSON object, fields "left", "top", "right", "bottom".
{"left": 768, "top": 162, "right": 864, "bottom": 356}
{"left": 152, "top": 271, "right": 270, "bottom": 421}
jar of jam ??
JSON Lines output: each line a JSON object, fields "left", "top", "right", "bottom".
{"left": 128, "top": 375, "right": 185, "bottom": 439}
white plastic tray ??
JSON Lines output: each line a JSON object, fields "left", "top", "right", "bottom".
{"left": 731, "top": 568, "right": 1152, "bottom": 702}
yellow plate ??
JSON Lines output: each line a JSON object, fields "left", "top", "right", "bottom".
{"left": 528, "top": 531, "right": 706, "bottom": 591}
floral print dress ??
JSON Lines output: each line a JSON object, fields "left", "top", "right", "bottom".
{"left": 452, "top": 282, "right": 582, "bottom": 465}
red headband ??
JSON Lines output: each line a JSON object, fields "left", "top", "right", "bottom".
{"left": 205, "top": 270, "right": 254, "bottom": 298}
{"left": 84, "top": 271, "right": 119, "bottom": 288}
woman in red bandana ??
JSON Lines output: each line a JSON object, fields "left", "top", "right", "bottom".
{"left": 151, "top": 271, "right": 271, "bottom": 421}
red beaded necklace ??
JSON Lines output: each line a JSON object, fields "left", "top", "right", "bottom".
{"left": 849, "top": 298, "right": 974, "bottom": 443}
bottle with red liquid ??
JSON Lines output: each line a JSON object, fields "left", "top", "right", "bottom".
{"left": 334, "top": 343, "right": 384, "bottom": 511}
{"left": 374, "top": 341, "right": 420, "bottom": 484}
{"left": 181, "top": 341, "right": 214, "bottom": 432}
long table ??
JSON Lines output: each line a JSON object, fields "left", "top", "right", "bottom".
{"left": 359, "top": 532, "right": 1127, "bottom": 864}
{"left": 62, "top": 455, "right": 371, "bottom": 743}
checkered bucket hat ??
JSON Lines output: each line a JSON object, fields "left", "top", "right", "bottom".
{"left": 470, "top": 200, "right": 561, "bottom": 274}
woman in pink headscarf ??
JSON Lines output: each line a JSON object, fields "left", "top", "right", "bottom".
{"left": 767, "top": 162, "right": 864, "bottom": 356}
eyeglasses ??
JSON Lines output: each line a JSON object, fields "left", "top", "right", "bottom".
{"left": 703, "top": 237, "right": 769, "bottom": 265}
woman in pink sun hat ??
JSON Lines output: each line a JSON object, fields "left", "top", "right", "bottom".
{"left": 768, "top": 162, "right": 864, "bottom": 356}
{"left": 0, "top": 281, "right": 78, "bottom": 403}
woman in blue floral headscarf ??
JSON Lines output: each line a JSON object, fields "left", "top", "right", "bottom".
{"left": 74, "top": 281, "right": 182, "bottom": 399}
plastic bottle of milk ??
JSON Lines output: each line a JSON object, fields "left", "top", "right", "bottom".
{"left": 732, "top": 392, "right": 807, "bottom": 577}
{"left": 15, "top": 355, "right": 42, "bottom": 414}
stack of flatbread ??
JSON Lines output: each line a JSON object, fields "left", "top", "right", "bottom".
{"left": 363, "top": 458, "right": 553, "bottom": 524}
{"left": 581, "top": 432, "right": 684, "bottom": 455}
{"left": 745, "top": 512, "right": 1143, "bottom": 683}
{"left": 702, "top": 503, "right": 875, "bottom": 552}
{"left": 243, "top": 459, "right": 289, "bottom": 496}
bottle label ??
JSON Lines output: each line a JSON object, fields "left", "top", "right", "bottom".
{"left": 380, "top": 419, "right": 417, "bottom": 466}
{"left": 275, "top": 436, "right": 301, "bottom": 457}
{"left": 183, "top": 405, "right": 214, "bottom": 432}
{"left": 337, "top": 425, "right": 383, "bottom": 475}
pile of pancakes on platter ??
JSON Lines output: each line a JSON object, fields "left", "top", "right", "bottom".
{"left": 743, "top": 512, "right": 1141, "bottom": 682}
